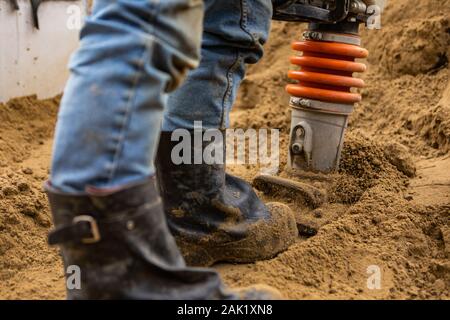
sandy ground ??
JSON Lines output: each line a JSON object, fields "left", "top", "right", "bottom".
{"left": 0, "top": 0, "right": 449, "bottom": 299}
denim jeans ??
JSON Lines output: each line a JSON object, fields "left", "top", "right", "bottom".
{"left": 51, "top": 0, "right": 272, "bottom": 193}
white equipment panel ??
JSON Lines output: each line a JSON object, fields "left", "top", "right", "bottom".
{"left": 0, "top": 0, "right": 86, "bottom": 103}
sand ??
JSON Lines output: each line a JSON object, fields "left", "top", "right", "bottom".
{"left": 0, "top": 0, "right": 448, "bottom": 300}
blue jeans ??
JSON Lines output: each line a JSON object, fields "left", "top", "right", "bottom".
{"left": 51, "top": 0, "right": 272, "bottom": 193}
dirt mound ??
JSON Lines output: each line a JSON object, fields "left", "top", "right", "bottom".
{"left": 0, "top": 96, "right": 64, "bottom": 299}
{"left": 364, "top": 16, "right": 449, "bottom": 77}
{"left": 330, "top": 132, "right": 409, "bottom": 204}
{"left": 0, "top": 96, "right": 58, "bottom": 166}
{"left": 354, "top": 0, "right": 450, "bottom": 157}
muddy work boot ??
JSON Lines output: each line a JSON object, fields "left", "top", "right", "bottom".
{"left": 156, "top": 131, "right": 298, "bottom": 267}
{"left": 46, "top": 178, "right": 280, "bottom": 300}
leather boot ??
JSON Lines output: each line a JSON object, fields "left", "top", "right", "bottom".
{"left": 156, "top": 131, "right": 298, "bottom": 267}
{"left": 46, "top": 177, "right": 281, "bottom": 299}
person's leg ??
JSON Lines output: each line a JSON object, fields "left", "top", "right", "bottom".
{"left": 156, "top": 0, "right": 298, "bottom": 267}
{"left": 46, "top": 0, "right": 279, "bottom": 299}
{"left": 162, "top": 0, "right": 272, "bottom": 130}
{"left": 51, "top": 0, "right": 203, "bottom": 193}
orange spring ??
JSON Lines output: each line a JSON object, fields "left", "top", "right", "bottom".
{"left": 286, "top": 39, "right": 369, "bottom": 104}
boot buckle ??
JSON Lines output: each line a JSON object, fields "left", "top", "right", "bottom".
{"left": 73, "top": 215, "right": 101, "bottom": 244}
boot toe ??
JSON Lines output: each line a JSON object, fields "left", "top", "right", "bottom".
{"left": 240, "top": 202, "right": 298, "bottom": 262}
{"left": 179, "top": 202, "right": 298, "bottom": 267}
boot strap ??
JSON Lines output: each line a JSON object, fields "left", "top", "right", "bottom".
{"left": 49, "top": 215, "right": 101, "bottom": 245}
{"left": 48, "top": 199, "right": 162, "bottom": 246}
